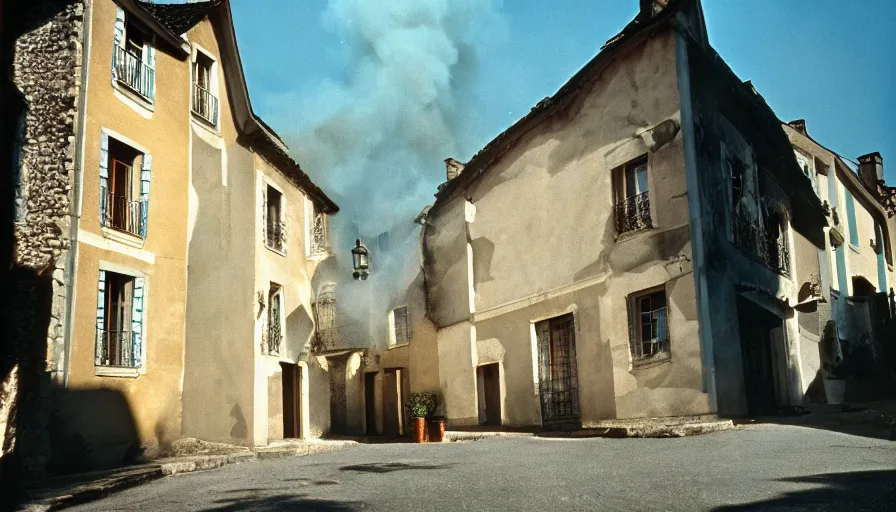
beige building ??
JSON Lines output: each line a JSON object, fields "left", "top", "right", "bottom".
{"left": 4, "top": 0, "right": 338, "bottom": 477}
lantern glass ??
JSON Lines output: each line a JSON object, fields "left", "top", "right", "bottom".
{"left": 351, "top": 239, "right": 370, "bottom": 273}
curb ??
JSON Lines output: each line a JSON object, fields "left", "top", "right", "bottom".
{"left": 443, "top": 431, "right": 535, "bottom": 443}
{"left": 542, "top": 420, "right": 737, "bottom": 439}
{"left": 18, "top": 441, "right": 358, "bottom": 510}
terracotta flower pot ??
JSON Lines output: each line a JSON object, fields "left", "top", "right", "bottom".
{"left": 414, "top": 417, "right": 426, "bottom": 443}
{"left": 429, "top": 418, "right": 446, "bottom": 442}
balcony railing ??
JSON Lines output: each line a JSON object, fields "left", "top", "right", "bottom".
{"left": 192, "top": 83, "right": 219, "bottom": 126}
{"left": 266, "top": 221, "right": 286, "bottom": 251}
{"left": 615, "top": 191, "right": 652, "bottom": 235}
{"left": 102, "top": 192, "right": 146, "bottom": 238}
{"left": 264, "top": 317, "right": 282, "bottom": 355}
{"left": 112, "top": 45, "right": 155, "bottom": 101}
{"left": 95, "top": 329, "right": 138, "bottom": 368}
{"left": 309, "top": 213, "right": 329, "bottom": 255}
{"left": 733, "top": 211, "right": 790, "bottom": 277}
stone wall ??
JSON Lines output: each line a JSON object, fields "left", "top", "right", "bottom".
{"left": 2, "top": 0, "right": 85, "bottom": 483}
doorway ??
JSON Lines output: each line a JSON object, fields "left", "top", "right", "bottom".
{"left": 736, "top": 297, "right": 786, "bottom": 415}
{"left": 477, "top": 363, "right": 501, "bottom": 426}
{"left": 281, "top": 362, "right": 302, "bottom": 439}
{"left": 382, "top": 369, "right": 402, "bottom": 437}
{"left": 535, "top": 314, "right": 580, "bottom": 428}
{"left": 364, "top": 372, "right": 377, "bottom": 435}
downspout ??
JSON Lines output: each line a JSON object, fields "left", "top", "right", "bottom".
{"left": 62, "top": 0, "right": 93, "bottom": 387}
{"left": 674, "top": 22, "right": 717, "bottom": 411}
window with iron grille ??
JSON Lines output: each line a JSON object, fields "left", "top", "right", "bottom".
{"left": 313, "top": 283, "right": 337, "bottom": 352}
{"left": 95, "top": 270, "right": 145, "bottom": 368}
{"left": 266, "top": 283, "right": 283, "bottom": 355}
{"left": 111, "top": 8, "right": 155, "bottom": 102}
{"left": 99, "top": 136, "right": 150, "bottom": 239}
{"left": 627, "top": 287, "right": 671, "bottom": 366}
{"left": 614, "top": 157, "right": 652, "bottom": 235}
{"left": 265, "top": 185, "right": 286, "bottom": 252}
{"left": 535, "top": 314, "right": 580, "bottom": 426}
{"left": 389, "top": 306, "right": 409, "bottom": 346}
{"left": 192, "top": 50, "right": 219, "bottom": 126}
{"left": 307, "top": 198, "right": 329, "bottom": 257}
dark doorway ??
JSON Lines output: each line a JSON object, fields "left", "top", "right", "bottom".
{"left": 364, "top": 372, "right": 377, "bottom": 435}
{"left": 736, "top": 297, "right": 785, "bottom": 415}
{"left": 852, "top": 276, "right": 877, "bottom": 297}
{"left": 382, "top": 369, "right": 400, "bottom": 437}
{"left": 477, "top": 363, "right": 501, "bottom": 426}
{"left": 536, "top": 314, "right": 581, "bottom": 429}
{"left": 281, "top": 362, "right": 301, "bottom": 439}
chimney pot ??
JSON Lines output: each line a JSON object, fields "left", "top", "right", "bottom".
{"left": 788, "top": 119, "right": 808, "bottom": 136}
{"left": 858, "top": 152, "right": 884, "bottom": 194}
{"left": 640, "top": 0, "right": 670, "bottom": 18}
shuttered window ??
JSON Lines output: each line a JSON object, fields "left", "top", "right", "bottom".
{"left": 95, "top": 269, "right": 145, "bottom": 369}
{"left": 389, "top": 306, "right": 409, "bottom": 345}
{"left": 99, "top": 134, "right": 151, "bottom": 239}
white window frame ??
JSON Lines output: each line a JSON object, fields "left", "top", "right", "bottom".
{"left": 190, "top": 43, "right": 220, "bottom": 130}
{"left": 304, "top": 195, "right": 329, "bottom": 259}
{"left": 388, "top": 306, "right": 410, "bottom": 347}
{"left": 112, "top": 9, "right": 157, "bottom": 112}
{"left": 95, "top": 261, "right": 149, "bottom": 378}
{"left": 263, "top": 177, "right": 287, "bottom": 255}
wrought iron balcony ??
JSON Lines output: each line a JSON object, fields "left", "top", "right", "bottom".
{"left": 266, "top": 319, "right": 282, "bottom": 355}
{"left": 309, "top": 212, "right": 329, "bottom": 256}
{"left": 112, "top": 45, "right": 155, "bottom": 101}
{"left": 615, "top": 191, "right": 652, "bottom": 235}
{"left": 95, "top": 329, "right": 138, "bottom": 367}
{"left": 102, "top": 192, "right": 146, "bottom": 238}
{"left": 266, "top": 221, "right": 286, "bottom": 252}
{"left": 192, "top": 83, "right": 219, "bottom": 126}
{"left": 733, "top": 211, "right": 790, "bottom": 277}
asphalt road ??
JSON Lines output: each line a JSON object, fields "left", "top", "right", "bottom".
{"left": 71, "top": 425, "right": 896, "bottom": 512}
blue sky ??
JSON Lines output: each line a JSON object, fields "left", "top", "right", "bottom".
{"left": 230, "top": 0, "right": 895, "bottom": 181}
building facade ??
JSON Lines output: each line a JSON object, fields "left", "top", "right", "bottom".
{"left": 3, "top": 0, "right": 338, "bottom": 480}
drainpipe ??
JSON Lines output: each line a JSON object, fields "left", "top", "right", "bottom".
{"left": 62, "top": 0, "right": 93, "bottom": 387}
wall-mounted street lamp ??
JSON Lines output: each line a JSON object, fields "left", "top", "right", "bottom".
{"left": 351, "top": 238, "right": 369, "bottom": 281}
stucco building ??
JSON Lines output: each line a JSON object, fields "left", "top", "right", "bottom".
{"left": 3, "top": 0, "right": 338, "bottom": 479}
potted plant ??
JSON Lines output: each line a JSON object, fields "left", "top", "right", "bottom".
{"left": 406, "top": 392, "right": 436, "bottom": 443}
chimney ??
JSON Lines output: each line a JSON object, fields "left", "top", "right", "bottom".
{"left": 640, "top": 0, "right": 670, "bottom": 18}
{"left": 788, "top": 119, "right": 808, "bottom": 136}
{"left": 445, "top": 158, "right": 466, "bottom": 181}
{"left": 858, "top": 152, "right": 884, "bottom": 194}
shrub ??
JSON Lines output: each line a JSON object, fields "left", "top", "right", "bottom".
{"left": 406, "top": 391, "right": 436, "bottom": 419}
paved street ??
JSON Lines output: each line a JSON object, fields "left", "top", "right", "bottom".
{"left": 71, "top": 425, "right": 896, "bottom": 512}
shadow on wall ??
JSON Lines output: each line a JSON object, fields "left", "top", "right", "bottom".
{"left": 712, "top": 470, "right": 896, "bottom": 511}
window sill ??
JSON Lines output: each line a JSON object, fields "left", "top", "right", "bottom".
{"left": 112, "top": 81, "right": 154, "bottom": 113}
{"left": 190, "top": 111, "right": 220, "bottom": 134}
{"left": 615, "top": 226, "right": 655, "bottom": 243}
{"left": 265, "top": 243, "right": 287, "bottom": 257}
{"left": 848, "top": 243, "right": 860, "bottom": 254}
{"left": 101, "top": 226, "right": 145, "bottom": 248}
{"left": 388, "top": 343, "right": 409, "bottom": 350}
{"left": 630, "top": 356, "right": 671, "bottom": 371}
{"left": 306, "top": 250, "right": 331, "bottom": 261}
{"left": 95, "top": 366, "right": 141, "bottom": 378}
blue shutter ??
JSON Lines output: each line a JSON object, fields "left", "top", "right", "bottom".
{"left": 99, "top": 133, "right": 109, "bottom": 226}
{"left": 131, "top": 277, "right": 145, "bottom": 368}
{"left": 95, "top": 270, "right": 106, "bottom": 365}
{"left": 112, "top": 8, "right": 125, "bottom": 80}
{"left": 140, "top": 154, "right": 151, "bottom": 238}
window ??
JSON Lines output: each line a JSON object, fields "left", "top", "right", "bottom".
{"left": 764, "top": 209, "right": 790, "bottom": 277}
{"left": 845, "top": 189, "right": 859, "bottom": 247}
{"left": 312, "top": 283, "right": 337, "bottom": 352}
{"left": 191, "top": 50, "right": 218, "bottom": 126}
{"left": 266, "top": 284, "right": 283, "bottom": 355}
{"left": 389, "top": 306, "right": 409, "bottom": 346}
{"left": 99, "top": 134, "right": 151, "bottom": 239}
{"left": 613, "top": 157, "right": 651, "bottom": 235}
{"left": 264, "top": 184, "right": 285, "bottom": 252}
{"left": 794, "top": 150, "right": 818, "bottom": 196}
{"left": 306, "top": 198, "right": 329, "bottom": 257}
{"left": 112, "top": 7, "right": 155, "bottom": 101}
{"left": 535, "top": 314, "right": 579, "bottom": 424}
{"left": 95, "top": 270, "right": 144, "bottom": 368}
{"left": 627, "top": 287, "right": 670, "bottom": 366}
{"left": 378, "top": 231, "right": 390, "bottom": 252}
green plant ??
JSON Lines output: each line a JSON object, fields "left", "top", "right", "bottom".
{"left": 406, "top": 391, "right": 436, "bottom": 419}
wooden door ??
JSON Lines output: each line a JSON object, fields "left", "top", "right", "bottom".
{"left": 382, "top": 369, "right": 400, "bottom": 437}
{"left": 478, "top": 363, "right": 501, "bottom": 426}
{"left": 281, "top": 363, "right": 301, "bottom": 439}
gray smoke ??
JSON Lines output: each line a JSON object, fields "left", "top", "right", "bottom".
{"left": 270, "top": 0, "right": 505, "bottom": 349}
{"left": 288, "top": 0, "right": 504, "bottom": 233}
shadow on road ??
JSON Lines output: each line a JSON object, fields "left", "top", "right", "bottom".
{"left": 339, "top": 462, "right": 452, "bottom": 473}
{"left": 203, "top": 493, "right": 359, "bottom": 512}
{"left": 734, "top": 402, "right": 896, "bottom": 441}
{"left": 713, "top": 469, "right": 896, "bottom": 511}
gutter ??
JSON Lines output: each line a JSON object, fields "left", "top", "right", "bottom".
{"left": 62, "top": 0, "right": 93, "bottom": 387}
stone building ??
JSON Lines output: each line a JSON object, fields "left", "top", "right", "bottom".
{"left": 2, "top": 0, "right": 338, "bottom": 480}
